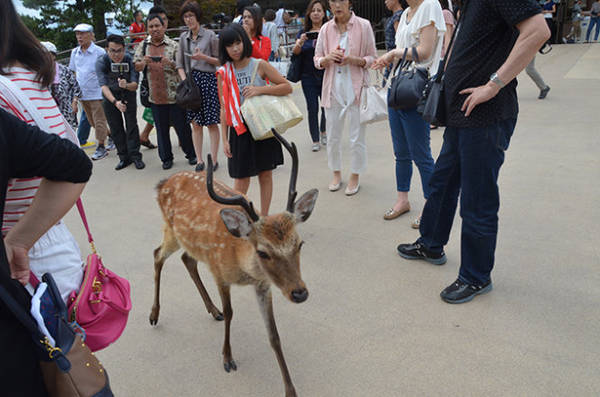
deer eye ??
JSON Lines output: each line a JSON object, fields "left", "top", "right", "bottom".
{"left": 298, "top": 241, "right": 304, "bottom": 251}
{"left": 256, "top": 250, "right": 271, "bottom": 260}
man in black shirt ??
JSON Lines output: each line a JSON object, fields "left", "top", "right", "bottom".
{"left": 397, "top": 0, "right": 550, "bottom": 304}
{"left": 96, "top": 34, "right": 145, "bottom": 170}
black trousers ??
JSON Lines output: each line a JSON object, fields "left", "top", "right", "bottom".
{"left": 102, "top": 90, "right": 142, "bottom": 162}
{"left": 151, "top": 103, "right": 195, "bottom": 163}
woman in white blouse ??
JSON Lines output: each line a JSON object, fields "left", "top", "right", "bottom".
{"left": 373, "top": 0, "right": 445, "bottom": 226}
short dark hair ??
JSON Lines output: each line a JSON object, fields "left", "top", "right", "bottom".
{"left": 106, "top": 34, "right": 125, "bottom": 47}
{"left": 243, "top": 6, "right": 263, "bottom": 38}
{"left": 218, "top": 23, "right": 252, "bottom": 65}
{"left": 0, "top": 0, "right": 54, "bottom": 88}
{"left": 438, "top": 0, "right": 450, "bottom": 10}
{"left": 149, "top": 6, "right": 167, "bottom": 15}
{"left": 264, "top": 9, "right": 276, "bottom": 22}
{"left": 147, "top": 13, "right": 165, "bottom": 26}
{"left": 180, "top": 0, "right": 202, "bottom": 23}
{"left": 133, "top": 10, "right": 143, "bottom": 18}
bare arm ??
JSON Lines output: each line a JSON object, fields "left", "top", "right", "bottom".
{"left": 460, "top": 13, "right": 550, "bottom": 116}
{"left": 373, "top": 23, "right": 437, "bottom": 69}
{"left": 4, "top": 180, "right": 86, "bottom": 285}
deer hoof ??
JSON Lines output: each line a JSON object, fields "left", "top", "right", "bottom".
{"left": 149, "top": 306, "right": 160, "bottom": 326}
{"left": 212, "top": 312, "right": 224, "bottom": 321}
{"left": 223, "top": 359, "right": 237, "bottom": 372}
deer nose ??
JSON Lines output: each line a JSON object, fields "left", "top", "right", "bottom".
{"left": 291, "top": 288, "right": 308, "bottom": 303}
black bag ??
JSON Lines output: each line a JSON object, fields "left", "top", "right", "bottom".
{"left": 286, "top": 54, "right": 302, "bottom": 83}
{"left": 416, "top": 2, "right": 465, "bottom": 127}
{"left": 387, "top": 47, "right": 429, "bottom": 110}
{"left": 140, "top": 41, "right": 151, "bottom": 108}
{"left": 176, "top": 35, "right": 203, "bottom": 111}
{"left": 0, "top": 273, "right": 113, "bottom": 397}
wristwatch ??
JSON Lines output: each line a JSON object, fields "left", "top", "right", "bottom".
{"left": 490, "top": 72, "right": 506, "bottom": 89}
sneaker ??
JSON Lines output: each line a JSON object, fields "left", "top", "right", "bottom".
{"left": 91, "top": 145, "right": 108, "bottom": 160}
{"left": 80, "top": 141, "right": 96, "bottom": 149}
{"left": 106, "top": 137, "right": 116, "bottom": 151}
{"left": 320, "top": 133, "right": 327, "bottom": 146}
{"left": 397, "top": 240, "right": 447, "bottom": 265}
{"left": 440, "top": 279, "right": 493, "bottom": 304}
{"left": 538, "top": 86, "right": 550, "bottom": 100}
{"left": 311, "top": 143, "right": 320, "bottom": 152}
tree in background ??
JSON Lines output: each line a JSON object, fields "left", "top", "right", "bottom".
{"left": 21, "top": 0, "right": 140, "bottom": 54}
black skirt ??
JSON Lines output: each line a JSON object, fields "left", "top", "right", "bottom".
{"left": 228, "top": 126, "right": 284, "bottom": 178}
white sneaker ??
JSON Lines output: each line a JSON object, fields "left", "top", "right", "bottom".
{"left": 311, "top": 143, "right": 320, "bottom": 152}
{"left": 106, "top": 137, "right": 116, "bottom": 151}
{"left": 320, "top": 133, "right": 327, "bottom": 146}
{"left": 91, "top": 145, "right": 108, "bottom": 160}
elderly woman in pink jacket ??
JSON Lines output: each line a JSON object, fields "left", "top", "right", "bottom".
{"left": 314, "top": 0, "right": 377, "bottom": 196}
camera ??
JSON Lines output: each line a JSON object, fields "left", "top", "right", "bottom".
{"left": 211, "top": 13, "right": 231, "bottom": 30}
{"left": 111, "top": 62, "right": 129, "bottom": 79}
{"left": 306, "top": 32, "right": 319, "bottom": 40}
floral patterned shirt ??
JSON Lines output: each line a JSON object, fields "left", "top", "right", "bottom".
{"left": 50, "top": 63, "right": 82, "bottom": 129}
{"left": 134, "top": 35, "right": 180, "bottom": 105}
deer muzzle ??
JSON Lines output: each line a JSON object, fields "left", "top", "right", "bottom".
{"left": 290, "top": 288, "right": 309, "bottom": 303}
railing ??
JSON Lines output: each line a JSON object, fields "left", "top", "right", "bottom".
{"left": 57, "top": 21, "right": 385, "bottom": 64}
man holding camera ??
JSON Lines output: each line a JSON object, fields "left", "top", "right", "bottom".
{"left": 96, "top": 34, "right": 144, "bottom": 170}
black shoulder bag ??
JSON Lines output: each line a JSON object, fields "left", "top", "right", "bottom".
{"left": 387, "top": 47, "right": 429, "bottom": 110}
{"left": 0, "top": 273, "right": 113, "bottom": 397}
{"left": 176, "top": 34, "right": 203, "bottom": 111}
{"left": 417, "top": 2, "right": 464, "bottom": 126}
{"left": 140, "top": 40, "right": 151, "bottom": 108}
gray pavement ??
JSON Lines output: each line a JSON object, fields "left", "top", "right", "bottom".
{"left": 67, "top": 44, "right": 599, "bottom": 396}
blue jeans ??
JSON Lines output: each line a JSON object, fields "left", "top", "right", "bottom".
{"left": 388, "top": 106, "right": 435, "bottom": 198}
{"left": 301, "top": 76, "right": 326, "bottom": 143}
{"left": 418, "top": 119, "right": 516, "bottom": 285}
{"left": 77, "top": 110, "right": 91, "bottom": 145}
{"left": 151, "top": 104, "right": 195, "bottom": 163}
{"left": 586, "top": 16, "right": 600, "bottom": 41}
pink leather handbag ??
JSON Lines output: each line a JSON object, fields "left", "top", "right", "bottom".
{"left": 66, "top": 199, "right": 132, "bottom": 352}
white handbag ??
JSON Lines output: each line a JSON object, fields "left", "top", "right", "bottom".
{"left": 269, "top": 60, "right": 290, "bottom": 78}
{"left": 240, "top": 60, "right": 303, "bottom": 141}
{"left": 359, "top": 71, "right": 389, "bottom": 125}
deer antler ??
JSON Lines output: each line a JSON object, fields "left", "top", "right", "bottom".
{"left": 206, "top": 154, "right": 260, "bottom": 222}
{"left": 270, "top": 129, "right": 298, "bottom": 214}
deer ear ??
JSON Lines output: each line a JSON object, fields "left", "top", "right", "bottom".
{"left": 293, "top": 189, "right": 319, "bottom": 223}
{"left": 220, "top": 209, "right": 254, "bottom": 238}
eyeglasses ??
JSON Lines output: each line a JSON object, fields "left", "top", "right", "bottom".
{"left": 108, "top": 48, "right": 124, "bottom": 54}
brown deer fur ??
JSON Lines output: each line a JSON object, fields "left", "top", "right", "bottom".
{"left": 150, "top": 158, "right": 318, "bottom": 397}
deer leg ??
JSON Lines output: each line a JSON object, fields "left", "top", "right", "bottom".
{"left": 181, "top": 252, "right": 223, "bottom": 321}
{"left": 149, "top": 226, "right": 179, "bottom": 326}
{"left": 217, "top": 284, "right": 236, "bottom": 372}
{"left": 255, "top": 285, "right": 297, "bottom": 397}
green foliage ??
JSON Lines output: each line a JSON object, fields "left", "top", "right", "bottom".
{"left": 19, "top": 0, "right": 145, "bottom": 55}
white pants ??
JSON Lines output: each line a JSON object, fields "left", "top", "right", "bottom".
{"left": 325, "top": 99, "right": 367, "bottom": 174}
{"left": 25, "top": 222, "right": 84, "bottom": 303}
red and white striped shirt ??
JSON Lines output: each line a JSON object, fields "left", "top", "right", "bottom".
{"left": 1, "top": 67, "right": 69, "bottom": 236}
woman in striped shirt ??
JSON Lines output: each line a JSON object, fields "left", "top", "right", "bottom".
{"left": 0, "top": 4, "right": 86, "bottom": 303}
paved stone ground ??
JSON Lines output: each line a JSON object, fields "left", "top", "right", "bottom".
{"left": 68, "top": 44, "right": 599, "bottom": 396}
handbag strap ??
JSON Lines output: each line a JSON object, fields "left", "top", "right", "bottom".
{"left": 76, "top": 198, "right": 96, "bottom": 251}
{"left": 142, "top": 40, "right": 148, "bottom": 77}
{"left": 184, "top": 32, "right": 193, "bottom": 75}
{"left": 249, "top": 58, "right": 261, "bottom": 86}
{"left": 435, "top": 1, "right": 468, "bottom": 83}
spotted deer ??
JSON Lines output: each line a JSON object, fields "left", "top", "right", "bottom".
{"left": 150, "top": 131, "right": 318, "bottom": 397}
